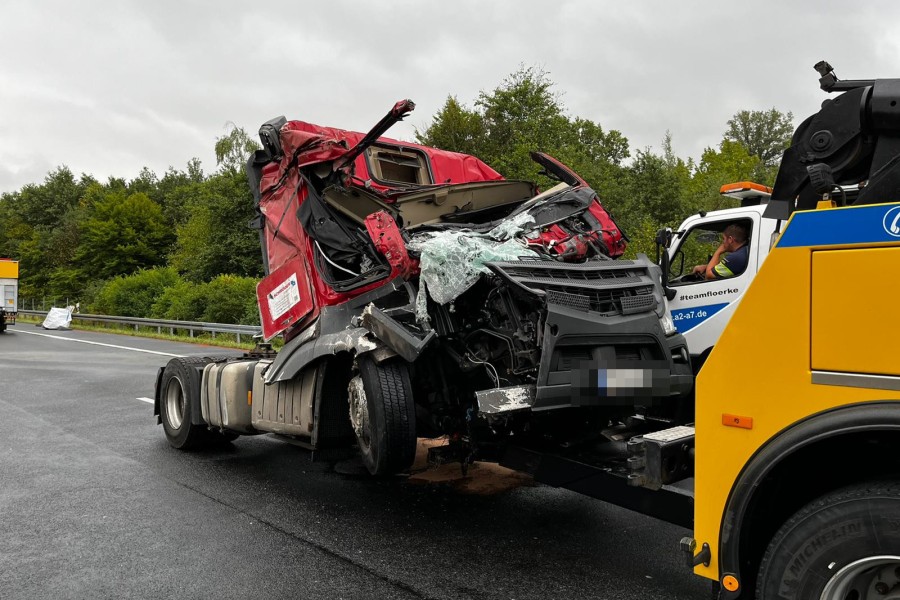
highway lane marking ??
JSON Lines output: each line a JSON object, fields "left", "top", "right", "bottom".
{"left": 136, "top": 397, "right": 155, "bottom": 404}
{"left": 12, "top": 329, "right": 186, "bottom": 358}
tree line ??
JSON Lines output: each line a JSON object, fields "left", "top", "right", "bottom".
{"left": 0, "top": 67, "right": 793, "bottom": 324}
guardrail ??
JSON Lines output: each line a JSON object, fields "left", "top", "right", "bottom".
{"left": 19, "top": 310, "right": 261, "bottom": 343}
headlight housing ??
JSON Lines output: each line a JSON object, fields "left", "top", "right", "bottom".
{"left": 660, "top": 297, "right": 678, "bottom": 336}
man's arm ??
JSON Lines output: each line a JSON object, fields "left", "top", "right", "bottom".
{"left": 692, "top": 244, "right": 728, "bottom": 279}
{"left": 703, "top": 244, "right": 728, "bottom": 280}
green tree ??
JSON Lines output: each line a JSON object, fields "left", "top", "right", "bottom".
{"left": 155, "top": 162, "right": 206, "bottom": 226}
{"left": 416, "top": 66, "right": 630, "bottom": 195}
{"left": 169, "top": 171, "right": 262, "bottom": 282}
{"left": 472, "top": 66, "right": 571, "bottom": 180}
{"left": 75, "top": 187, "right": 174, "bottom": 280}
{"left": 0, "top": 194, "right": 33, "bottom": 261}
{"left": 627, "top": 136, "right": 692, "bottom": 220}
{"left": 0, "top": 168, "right": 95, "bottom": 300}
{"left": 415, "top": 96, "right": 485, "bottom": 158}
{"left": 91, "top": 267, "right": 181, "bottom": 316}
{"left": 128, "top": 167, "right": 160, "bottom": 203}
{"left": 150, "top": 275, "right": 259, "bottom": 324}
{"left": 14, "top": 167, "right": 87, "bottom": 229}
{"left": 150, "top": 279, "right": 206, "bottom": 321}
{"left": 613, "top": 133, "right": 695, "bottom": 258}
{"left": 199, "top": 275, "right": 260, "bottom": 324}
{"left": 567, "top": 117, "right": 630, "bottom": 166}
{"left": 725, "top": 108, "right": 794, "bottom": 167}
{"left": 688, "top": 140, "right": 763, "bottom": 212}
{"left": 215, "top": 124, "right": 260, "bottom": 174}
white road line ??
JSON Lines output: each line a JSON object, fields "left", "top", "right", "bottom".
{"left": 13, "top": 329, "right": 185, "bottom": 358}
{"left": 136, "top": 397, "right": 155, "bottom": 404}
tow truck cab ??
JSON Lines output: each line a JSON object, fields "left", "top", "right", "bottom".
{"left": 662, "top": 183, "right": 780, "bottom": 368}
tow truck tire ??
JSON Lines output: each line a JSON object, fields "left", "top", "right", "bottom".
{"left": 352, "top": 357, "right": 416, "bottom": 476}
{"left": 160, "top": 356, "right": 218, "bottom": 451}
{"left": 756, "top": 481, "right": 900, "bottom": 599}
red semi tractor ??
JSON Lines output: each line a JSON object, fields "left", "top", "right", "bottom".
{"left": 155, "top": 100, "right": 691, "bottom": 476}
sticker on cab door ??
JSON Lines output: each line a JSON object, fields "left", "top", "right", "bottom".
{"left": 670, "top": 302, "right": 728, "bottom": 332}
{"left": 267, "top": 274, "right": 301, "bottom": 320}
{"left": 256, "top": 258, "right": 315, "bottom": 341}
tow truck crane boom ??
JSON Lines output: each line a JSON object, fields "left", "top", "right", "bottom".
{"left": 770, "top": 62, "right": 900, "bottom": 213}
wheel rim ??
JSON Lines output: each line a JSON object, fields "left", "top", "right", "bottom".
{"left": 164, "top": 375, "right": 186, "bottom": 430}
{"left": 348, "top": 376, "right": 371, "bottom": 451}
{"left": 820, "top": 555, "right": 900, "bottom": 599}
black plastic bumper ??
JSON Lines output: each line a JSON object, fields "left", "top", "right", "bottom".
{"left": 533, "top": 302, "right": 693, "bottom": 410}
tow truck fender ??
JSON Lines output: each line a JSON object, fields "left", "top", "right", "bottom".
{"left": 717, "top": 400, "right": 900, "bottom": 598}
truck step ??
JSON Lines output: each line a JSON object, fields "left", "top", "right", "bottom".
{"left": 626, "top": 425, "right": 695, "bottom": 491}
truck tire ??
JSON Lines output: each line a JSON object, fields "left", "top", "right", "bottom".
{"left": 160, "top": 356, "right": 221, "bottom": 450}
{"left": 348, "top": 357, "right": 416, "bottom": 476}
{"left": 756, "top": 481, "right": 900, "bottom": 599}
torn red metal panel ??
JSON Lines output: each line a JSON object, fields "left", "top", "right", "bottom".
{"left": 365, "top": 210, "right": 418, "bottom": 279}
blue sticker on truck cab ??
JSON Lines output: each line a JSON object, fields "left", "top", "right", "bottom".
{"left": 777, "top": 203, "right": 900, "bottom": 248}
{"left": 670, "top": 302, "right": 728, "bottom": 332}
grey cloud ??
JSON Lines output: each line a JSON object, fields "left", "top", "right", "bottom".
{"left": 2, "top": 0, "right": 900, "bottom": 193}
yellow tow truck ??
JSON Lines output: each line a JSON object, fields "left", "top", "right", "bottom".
{"left": 688, "top": 61, "right": 900, "bottom": 599}
{"left": 499, "top": 62, "right": 900, "bottom": 599}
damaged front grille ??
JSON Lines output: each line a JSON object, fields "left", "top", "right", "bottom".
{"left": 488, "top": 260, "right": 659, "bottom": 316}
{"left": 546, "top": 290, "right": 591, "bottom": 312}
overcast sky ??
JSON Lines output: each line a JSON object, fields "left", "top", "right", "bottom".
{"left": 2, "top": 0, "right": 899, "bottom": 193}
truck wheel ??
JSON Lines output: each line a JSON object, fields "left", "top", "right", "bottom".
{"left": 756, "top": 481, "right": 900, "bottom": 599}
{"left": 160, "top": 357, "right": 217, "bottom": 450}
{"left": 348, "top": 358, "right": 416, "bottom": 476}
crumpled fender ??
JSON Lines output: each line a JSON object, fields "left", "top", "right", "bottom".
{"left": 263, "top": 276, "right": 413, "bottom": 383}
{"left": 264, "top": 323, "right": 378, "bottom": 383}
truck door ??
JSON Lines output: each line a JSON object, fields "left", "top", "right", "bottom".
{"left": 665, "top": 214, "right": 759, "bottom": 359}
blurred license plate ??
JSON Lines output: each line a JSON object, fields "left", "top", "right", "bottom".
{"left": 598, "top": 368, "right": 652, "bottom": 391}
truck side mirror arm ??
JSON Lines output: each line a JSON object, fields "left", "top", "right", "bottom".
{"left": 655, "top": 228, "right": 677, "bottom": 300}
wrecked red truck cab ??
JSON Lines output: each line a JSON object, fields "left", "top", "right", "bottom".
{"left": 155, "top": 100, "right": 692, "bottom": 476}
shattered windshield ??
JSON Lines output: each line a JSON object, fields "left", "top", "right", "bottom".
{"left": 408, "top": 213, "right": 539, "bottom": 315}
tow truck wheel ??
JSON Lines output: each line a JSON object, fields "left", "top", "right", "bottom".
{"left": 348, "top": 357, "right": 416, "bottom": 476}
{"left": 756, "top": 481, "right": 900, "bottom": 599}
{"left": 160, "top": 357, "right": 219, "bottom": 450}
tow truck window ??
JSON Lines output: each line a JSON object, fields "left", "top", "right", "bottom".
{"left": 668, "top": 219, "right": 752, "bottom": 284}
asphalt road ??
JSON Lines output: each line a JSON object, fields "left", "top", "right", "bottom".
{"left": 0, "top": 325, "right": 710, "bottom": 600}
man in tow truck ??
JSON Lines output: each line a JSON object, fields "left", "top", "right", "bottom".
{"left": 691, "top": 223, "right": 750, "bottom": 280}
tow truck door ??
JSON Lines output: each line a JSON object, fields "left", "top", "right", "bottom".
{"left": 665, "top": 210, "right": 764, "bottom": 359}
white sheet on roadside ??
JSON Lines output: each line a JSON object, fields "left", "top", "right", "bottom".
{"left": 42, "top": 307, "right": 73, "bottom": 330}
